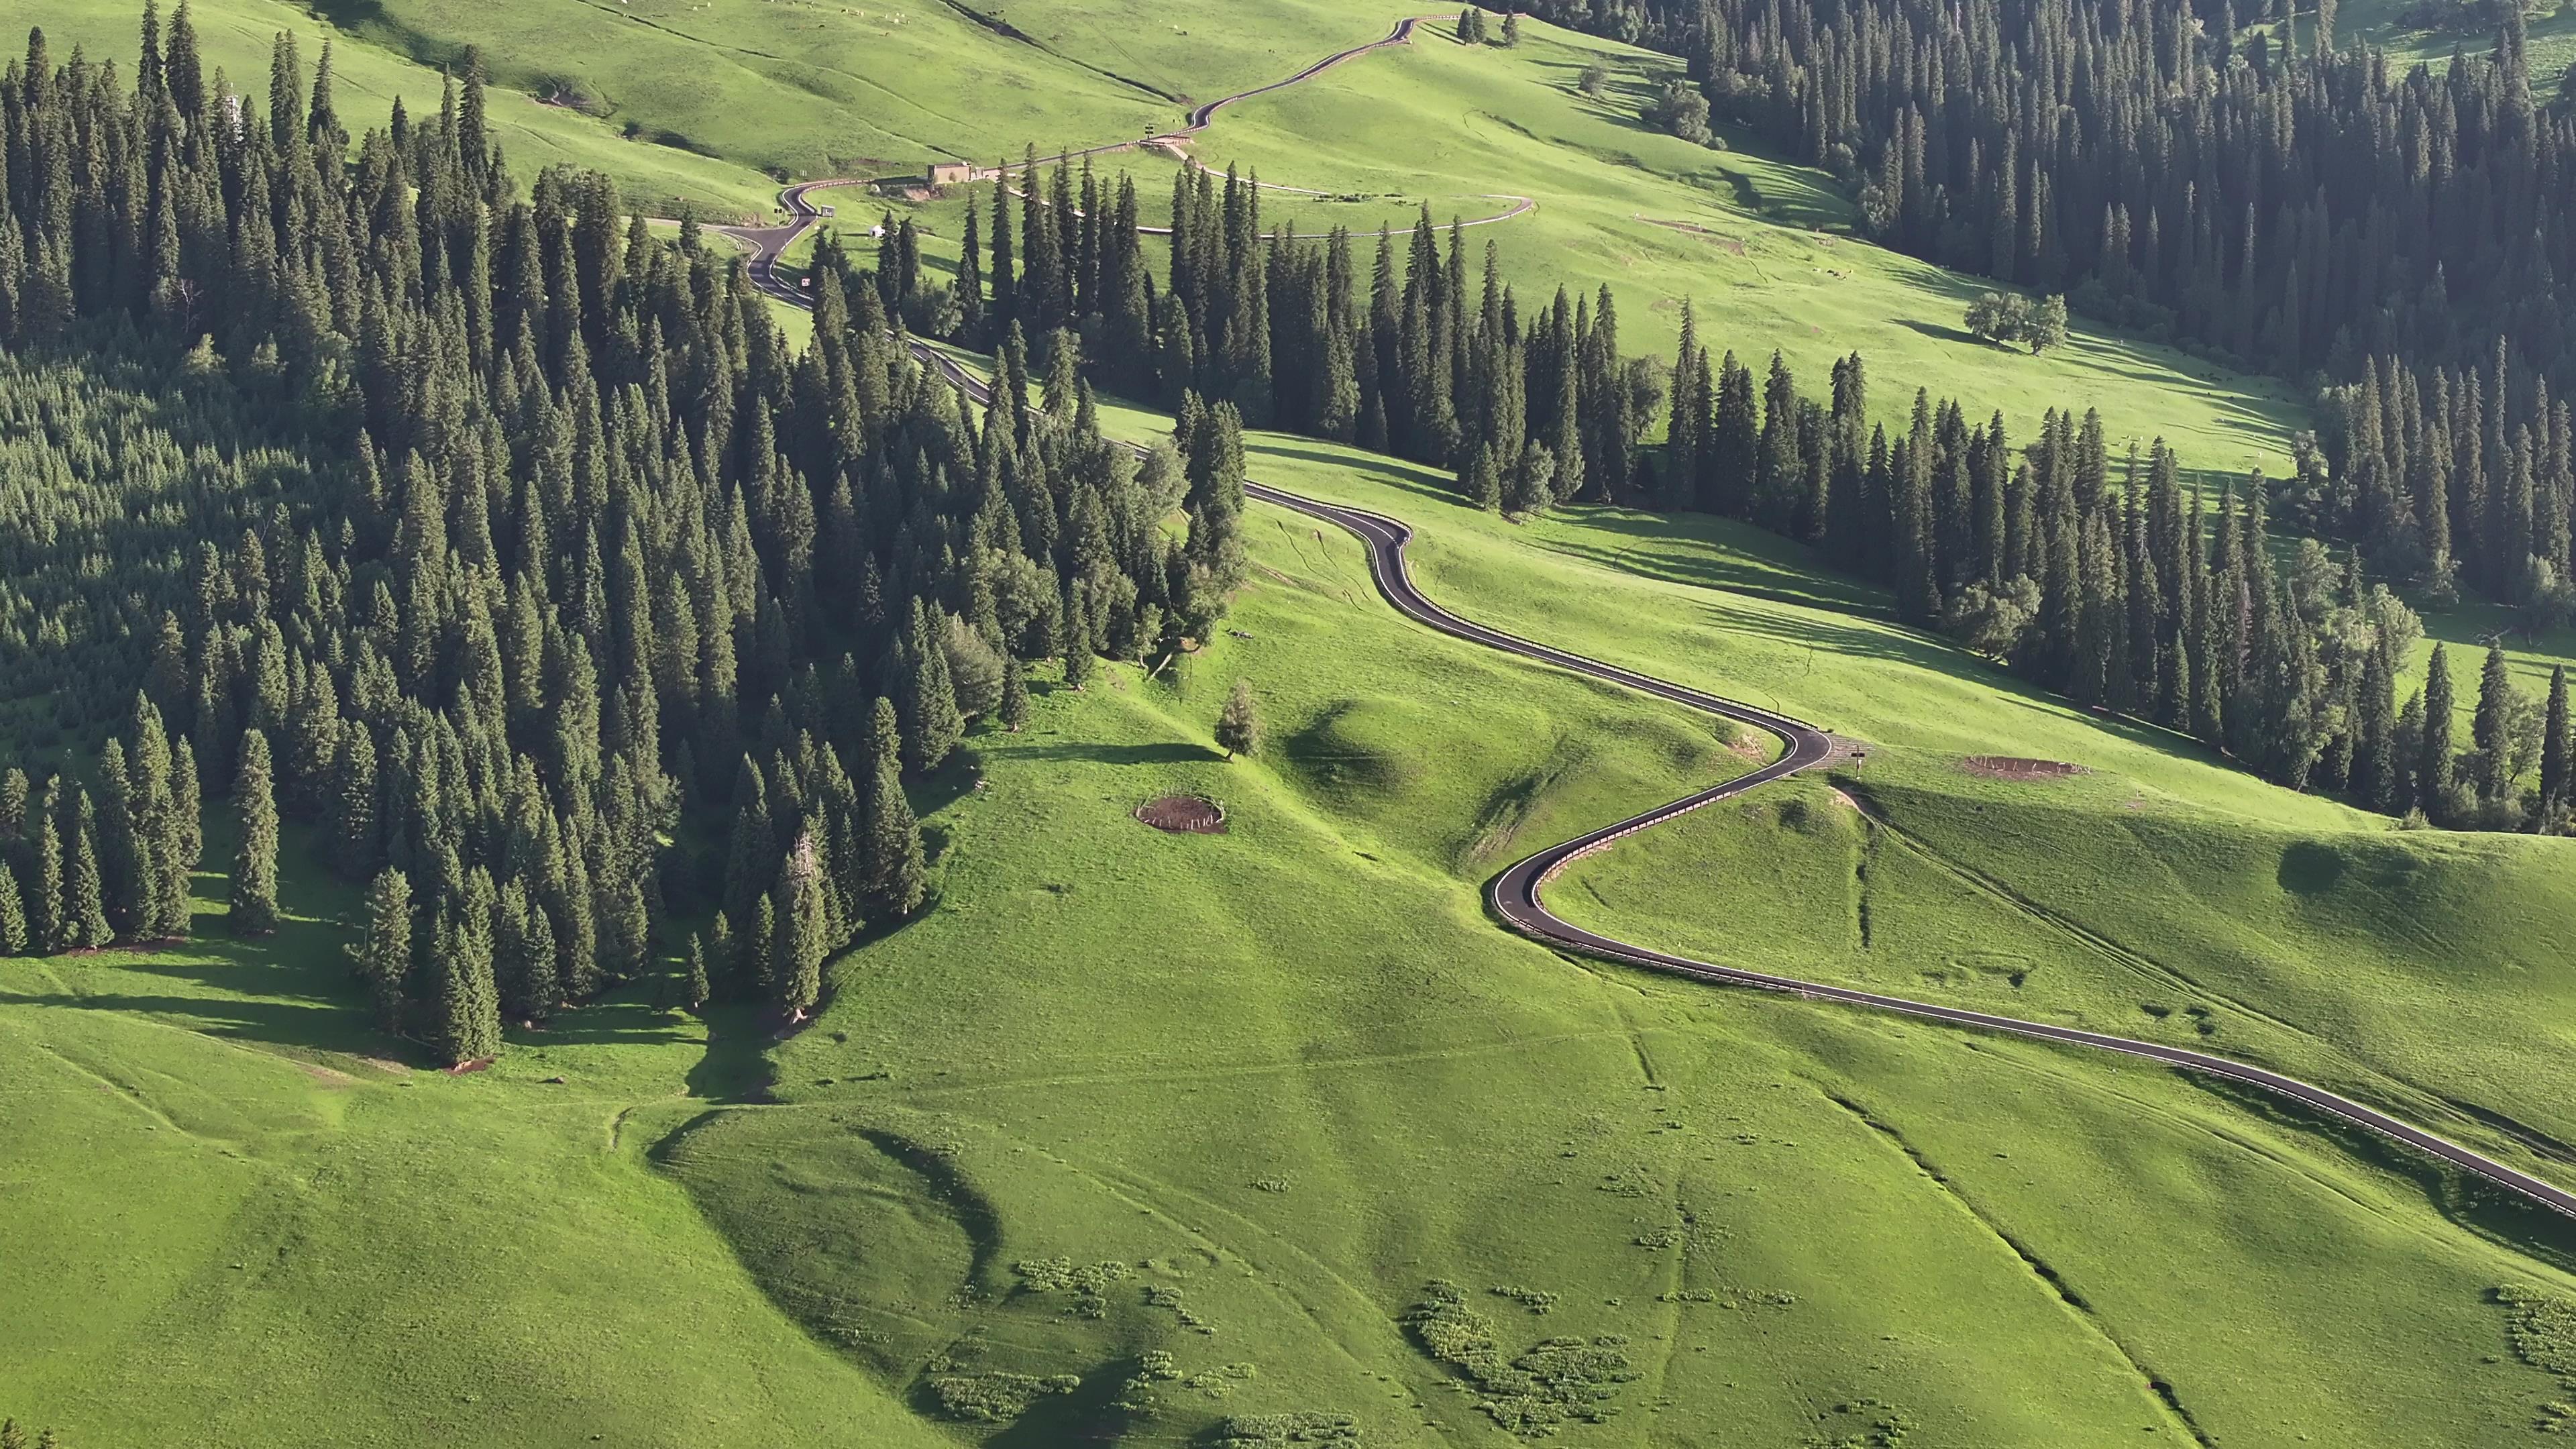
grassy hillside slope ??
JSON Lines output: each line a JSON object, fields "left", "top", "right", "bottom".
{"left": 11, "top": 446, "right": 2576, "bottom": 1445}
{"left": 18, "top": 0, "right": 780, "bottom": 214}
{"left": 1203, "top": 425, "right": 2576, "bottom": 1178}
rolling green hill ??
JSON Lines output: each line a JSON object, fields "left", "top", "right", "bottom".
{"left": 10, "top": 395, "right": 2576, "bottom": 1445}
{"left": 9, "top": 2, "right": 2576, "bottom": 1445}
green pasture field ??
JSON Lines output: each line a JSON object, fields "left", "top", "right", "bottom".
{"left": 9, "top": 0, "right": 780, "bottom": 215}
{"left": 11, "top": 402, "right": 2575, "bottom": 1444}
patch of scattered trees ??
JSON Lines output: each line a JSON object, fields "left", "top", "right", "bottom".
{"left": 1963, "top": 293, "right": 2068, "bottom": 354}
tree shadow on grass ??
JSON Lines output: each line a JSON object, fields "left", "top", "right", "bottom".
{"left": 1002, "top": 740, "right": 1223, "bottom": 767}
{"left": 1897, "top": 317, "right": 1987, "bottom": 348}
{"left": 1534, "top": 509, "right": 1895, "bottom": 616}
{"left": 1, "top": 985, "right": 380, "bottom": 1056}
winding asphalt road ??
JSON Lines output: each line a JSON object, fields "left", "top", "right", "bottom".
{"left": 727, "top": 25, "right": 2576, "bottom": 1227}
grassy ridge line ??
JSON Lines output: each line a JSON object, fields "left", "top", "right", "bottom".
{"left": 5, "top": 0, "right": 780, "bottom": 213}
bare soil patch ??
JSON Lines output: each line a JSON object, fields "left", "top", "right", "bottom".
{"left": 1960, "top": 755, "right": 2089, "bottom": 782}
{"left": 1136, "top": 794, "right": 1228, "bottom": 835}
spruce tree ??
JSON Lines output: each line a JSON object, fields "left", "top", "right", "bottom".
{"left": 682, "top": 931, "right": 711, "bottom": 1011}
{"left": 229, "top": 729, "right": 281, "bottom": 935}
{"left": 430, "top": 903, "right": 502, "bottom": 1065}
{"left": 350, "top": 868, "right": 412, "bottom": 1032}
{"left": 0, "top": 861, "right": 25, "bottom": 956}
{"left": 773, "top": 834, "right": 826, "bottom": 1018}
{"left": 172, "top": 736, "right": 203, "bottom": 869}
{"left": 2420, "top": 644, "right": 2456, "bottom": 822}
{"left": 2540, "top": 665, "right": 2571, "bottom": 820}
{"left": 1063, "top": 587, "right": 1095, "bottom": 690}
{"left": 1000, "top": 655, "right": 1030, "bottom": 733}
{"left": 2472, "top": 641, "right": 2516, "bottom": 803}
{"left": 706, "top": 909, "right": 737, "bottom": 998}
{"left": 63, "top": 790, "right": 113, "bottom": 951}
{"left": 2353, "top": 643, "right": 2396, "bottom": 814}
{"left": 865, "top": 698, "right": 928, "bottom": 918}
{"left": 30, "top": 780, "right": 62, "bottom": 954}
{"left": 97, "top": 740, "right": 148, "bottom": 941}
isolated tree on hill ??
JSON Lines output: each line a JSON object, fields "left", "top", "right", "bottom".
{"left": 1458, "top": 7, "right": 1486, "bottom": 42}
{"left": 229, "top": 729, "right": 281, "bottom": 935}
{"left": 1216, "top": 680, "right": 1262, "bottom": 760}
{"left": 350, "top": 869, "right": 412, "bottom": 1032}
{"left": 2027, "top": 296, "right": 2070, "bottom": 353}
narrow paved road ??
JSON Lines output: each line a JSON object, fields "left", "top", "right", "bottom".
{"left": 718, "top": 12, "right": 1528, "bottom": 265}
{"left": 727, "top": 23, "right": 2576, "bottom": 1228}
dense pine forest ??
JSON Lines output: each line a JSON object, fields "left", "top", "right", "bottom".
{"left": 1501, "top": 0, "right": 2576, "bottom": 595}
{"left": 935, "top": 143, "right": 2570, "bottom": 832}
{"left": 3, "top": 1, "right": 2570, "bottom": 1061}
{"left": 0, "top": 8, "right": 1238, "bottom": 1060}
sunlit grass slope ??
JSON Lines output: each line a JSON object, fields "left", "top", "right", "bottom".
{"left": 1201, "top": 425, "right": 2576, "bottom": 1202}
{"left": 667, "top": 486, "right": 2576, "bottom": 1448}
{"left": 12, "top": 0, "right": 780, "bottom": 214}
{"left": 9, "top": 423, "right": 2576, "bottom": 1445}
{"left": 0, "top": 843, "right": 951, "bottom": 1448}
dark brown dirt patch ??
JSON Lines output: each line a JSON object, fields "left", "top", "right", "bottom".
{"left": 1136, "top": 794, "right": 1228, "bottom": 834}
{"left": 1960, "top": 755, "right": 2089, "bottom": 782}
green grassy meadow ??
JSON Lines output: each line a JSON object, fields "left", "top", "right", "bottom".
{"left": 11, "top": 428, "right": 2576, "bottom": 1444}
{"left": 15, "top": 0, "right": 2576, "bottom": 1444}
{"left": 16, "top": 0, "right": 781, "bottom": 215}
{"left": 725, "top": 8, "right": 2310, "bottom": 487}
